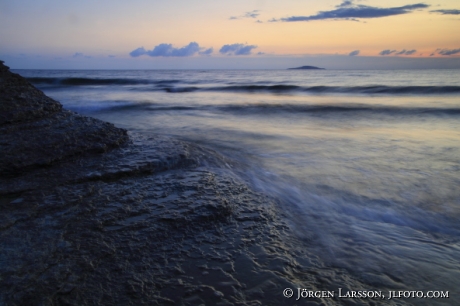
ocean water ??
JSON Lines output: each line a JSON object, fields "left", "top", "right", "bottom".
{"left": 17, "top": 69, "right": 460, "bottom": 301}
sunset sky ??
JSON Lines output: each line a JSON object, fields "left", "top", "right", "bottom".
{"left": 1, "top": 0, "right": 459, "bottom": 69}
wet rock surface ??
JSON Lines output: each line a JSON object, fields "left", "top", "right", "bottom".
{"left": 0, "top": 61, "right": 384, "bottom": 305}
{"left": 1, "top": 157, "right": 303, "bottom": 305}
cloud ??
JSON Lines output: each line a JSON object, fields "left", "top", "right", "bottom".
{"left": 395, "top": 49, "right": 417, "bottom": 55}
{"left": 349, "top": 50, "right": 360, "bottom": 56}
{"left": 405, "top": 50, "right": 417, "bottom": 55}
{"left": 379, "top": 49, "right": 396, "bottom": 56}
{"left": 73, "top": 52, "right": 91, "bottom": 59}
{"left": 337, "top": 0, "right": 354, "bottom": 8}
{"left": 380, "top": 49, "right": 417, "bottom": 56}
{"left": 129, "top": 47, "right": 147, "bottom": 57}
{"left": 437, "top": 48, "right": 460, "bottom": 56}
{"left": 245, "top": 10, "right": 260, "bottom": 18}
{"left": 129, "top": 42, "right": 211, "bottom": 57}
{"left": 219, "top": 43, "right": 258, "bottom": 55}
{"left": 274, "top": 1, "right": 429, "bottom": 22}
{"left": 230, "top": 10, "right": 261, "bottom": 20}
{"left": 199, "top": 48, "right": 213, "bottom": 55}
{"left": 149, "top": 42, "right": 200, "bottom": 57}
{"left": 431, "top": 9, "right": 460, "bottom": 15}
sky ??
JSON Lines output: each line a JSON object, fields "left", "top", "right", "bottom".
{"left": 1, "top": 0, "right": 459, "bottom": 69}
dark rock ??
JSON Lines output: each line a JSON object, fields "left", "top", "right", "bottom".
{"left": 0, "top": 62, "right": 128, "bottom": 176}
{"left": 0, "top": 61, "right": 62, "bottom": 125}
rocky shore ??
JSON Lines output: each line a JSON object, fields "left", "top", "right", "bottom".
{"left": 2, "top": 60, "right": 391, "bottom": 306}
{"left": 0, "top": 61, "right": 334, "bottom": 305}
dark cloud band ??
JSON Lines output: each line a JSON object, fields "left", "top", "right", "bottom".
{"left": 275, "top": 1, "right": 429, "bottom": 22}
{"left": 438, "top": 48, "right": 460, "bottom": 56}
{"left": 431, "top": 9, "right": 460, "bottom": 15}
{"left": 380, "top": 49, "right": 417, "bottom": 56}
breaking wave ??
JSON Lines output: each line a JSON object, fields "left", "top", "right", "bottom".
{"left": 27, "top": 77, "right": 460, "bottom": 96}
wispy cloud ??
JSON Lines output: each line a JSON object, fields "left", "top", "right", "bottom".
{"left": 379, "top": 49, "right": 417, "bottom": 56}
{"left": 273, "top": 1, "right": 429, "bottom": 22}
{"left": 379, "top": 49, "right": 396, "bottom": 56}
{"left": 349, "top": 50, "right": 360, "bottom": 56}
{"left": 230, "top": 10, "right": 261, "bottom": 20}
{"left": 73, "top": 52, "right": 91, "bottom": 59}
{"left": 430, "top": 9, "right": 460, "bottom": 15}
{"left": 337, "top": 0, "right": 354, "bottom": 8}
{"left": 129, "top": 42, "right": 211, "bottom": 57}
{"left": 437, "top": 48, "right": 460, "bottom": 56}
{"left": 219, "top": 43, "right": 258, "bottom": 55}
{"left": 245, "top": 10, "right": 260, "bottom": 18}
{"left": 396, "top": 49, "right": 417, "bottom": 55}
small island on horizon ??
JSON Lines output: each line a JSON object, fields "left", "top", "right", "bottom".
{"left": 288, "top": 65, "right": 325, "bottom": 70}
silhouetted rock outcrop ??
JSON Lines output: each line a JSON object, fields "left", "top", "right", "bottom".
{"left": 288, "top": 65, "right": 325, "bottom": 70}
{"left": 0, "top": 61, "right": 129, "bottom": 175}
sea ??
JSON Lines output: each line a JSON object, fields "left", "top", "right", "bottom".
{"left": 15, "top": 69, "right": 460, "bottom": 302}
